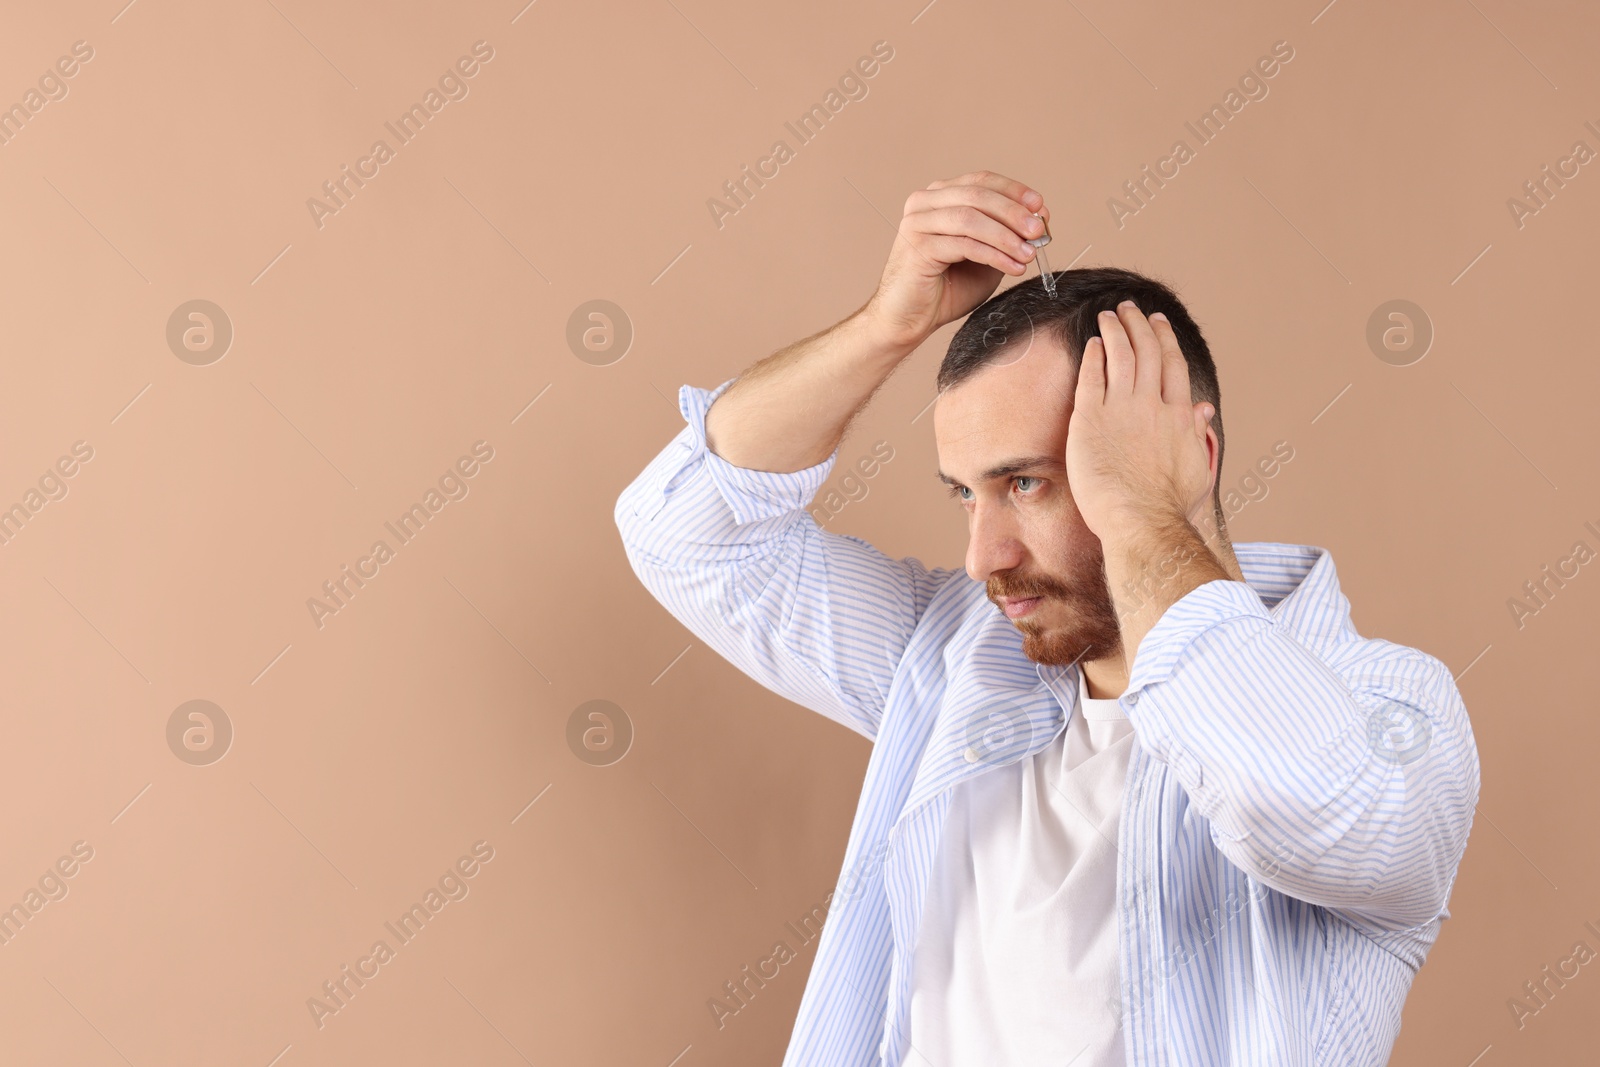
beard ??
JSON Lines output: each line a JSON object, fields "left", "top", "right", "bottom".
{"left": 989, "top": 561, "right": 1125, "bottom": 668}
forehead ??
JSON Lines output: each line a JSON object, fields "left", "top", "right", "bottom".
{"left": 934, "top": 335, "right": 1077, "bottom": 480}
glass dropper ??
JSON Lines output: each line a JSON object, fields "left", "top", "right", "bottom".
{"left": 1027, "top": 212, "right": 1056, "bottom": 297}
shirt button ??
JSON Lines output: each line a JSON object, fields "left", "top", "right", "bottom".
{"left": 963, "top": 747, "right": 980, "bottom": 763}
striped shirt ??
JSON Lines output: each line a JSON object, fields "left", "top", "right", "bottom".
{"left": 614, "top": 377, "right": 1482, "bottom": 1066}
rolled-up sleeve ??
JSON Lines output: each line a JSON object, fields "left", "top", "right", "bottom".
{"left": 1120, "top": 578, "right": 1481, "bottom": 937}
{"left": 614, "top": 379, "right": 959, "bottom": 742}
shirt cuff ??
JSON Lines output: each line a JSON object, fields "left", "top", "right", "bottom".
{"left": 1121, "top": 579, "right": 1273, "bottom": 705}
{"left": 661, "top": 378, "right": 840, "bottom": 527}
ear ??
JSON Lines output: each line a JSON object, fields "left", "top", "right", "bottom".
{"left": 1187, "top": 403, "right": 1222, "bottom": 524}
{"left": 1192, "top": 404, "right": 1220, "bottom": 482}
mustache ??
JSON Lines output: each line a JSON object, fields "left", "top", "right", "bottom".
{"left": 989, "top": 576, "right": 1075, "bottom": 600}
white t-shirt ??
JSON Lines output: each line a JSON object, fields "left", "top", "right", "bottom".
{"left": 907, "top": 666, "right": 1134, "bottom": 1066}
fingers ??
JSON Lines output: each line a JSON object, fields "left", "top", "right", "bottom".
{"left": 1097, "top": 302, "right": 1186, "bottom": 402}
{"left": 908, "top": 204, "right": 1037, "bottom": 270}
{"left": 1076, "top": 335, "right": 1106, "bottom": 406}
{"left": 925, "top": 170, "right": 1043, "bottom": 215}
{"left": 1096, "top": 307, "right": 1136, "bottom": 395}
{"left": 896, "top": 171, "right": 1054, "bottom": 279}
{"left": 1149, "top": 313, "right": 1193, "bottom": 405}
{"left": 1114, "top": 301, "right": 1164, "bottom": 398}
{"left": 907, "top": 177, "right": 1047, "bottom": 248}
{"left": 919, "top": 232, "right": 1028, "bottom": 276}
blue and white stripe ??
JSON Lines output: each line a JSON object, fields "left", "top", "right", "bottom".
{"left": 614, "top": 377, "right": 1481, "bottom": 1066}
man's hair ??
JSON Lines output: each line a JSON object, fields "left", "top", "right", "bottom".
{"left": 937, "top": 266, "right": 1228, "bottom": 529}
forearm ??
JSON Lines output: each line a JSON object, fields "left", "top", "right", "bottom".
{"left": 1101, "top": 514, "right": 1232, "bottom": 676}
{"left": 703, "top": 301, "right": 916, "bottom": 473}
{"left": 614, "top": 378, "right": 953, "bottom": 743}
{"left": 1116, "top": 574, "right": 1480, "bottom": 932}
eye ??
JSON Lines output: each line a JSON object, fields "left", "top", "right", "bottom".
{"left": 946, "top": 477, "right": 1041, "bottom": 503}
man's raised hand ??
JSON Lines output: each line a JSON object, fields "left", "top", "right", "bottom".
{"left": 863, "top": 170, "right": 1049, "bottom": 351}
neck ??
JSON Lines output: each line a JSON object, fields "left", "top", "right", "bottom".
{"left": 1081, "top": 659, "right": 1128, "bottom": 700}
{"left": 1200, "top": 505, "right": 1246, "bottom": 584}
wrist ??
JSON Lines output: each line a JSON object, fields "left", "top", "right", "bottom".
{"left": 853, "top": 293, "right": 931, "bottom": 357}
{"left": 1096, "top": 504, "right": 1190, "bottom": 556}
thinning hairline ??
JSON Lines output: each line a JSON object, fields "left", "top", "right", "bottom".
{"left": 937, "top": 325, "right": 1082, "bottom": 394}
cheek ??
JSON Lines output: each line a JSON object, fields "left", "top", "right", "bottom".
{"left": 1026, "top": 504, "right": 1090, "bottom": 570}
{"left": 1061, "top": 516, "right": 1109, "bottom": 575}
{"left": 1046, "top": 493, "right": 1095, "bottom": 545}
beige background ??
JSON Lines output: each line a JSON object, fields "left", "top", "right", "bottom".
{"left": 0, "top": 0, "right": 1595, "bottom": 1063}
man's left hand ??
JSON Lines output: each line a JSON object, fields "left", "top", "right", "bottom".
{"left": 1065, "top": 301, "right": 1218, "bottom": 548}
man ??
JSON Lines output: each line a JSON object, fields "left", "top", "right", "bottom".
{"left": 613, "top": 170, "right": 1480, "bottom": 1066}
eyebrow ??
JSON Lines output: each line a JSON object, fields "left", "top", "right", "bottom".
{"left": 936, "top": 454, "right": 1067, "bottom": 487}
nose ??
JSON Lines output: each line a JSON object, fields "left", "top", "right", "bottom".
{"left": 965, "top": 500, "right": 1025, "bottom": 584}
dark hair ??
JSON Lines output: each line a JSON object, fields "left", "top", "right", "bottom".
{"left": 937, "top": 266, "right": 1228, "bottom": 528}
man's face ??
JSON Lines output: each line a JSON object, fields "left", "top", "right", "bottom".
{"left": 934, "top": 333, "right": 1124, "bottom": 668}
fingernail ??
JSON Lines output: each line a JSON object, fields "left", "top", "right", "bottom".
{"left": 1151, "top": 312, "right": 1168, "bottom": 323}
{"left": 1119, "top": 300, "right": 1137, "bottom": 310}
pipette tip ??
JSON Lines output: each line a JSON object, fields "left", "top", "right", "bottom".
{"left": 1028, "top": 212, "right": 1057, "bottom": 298}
